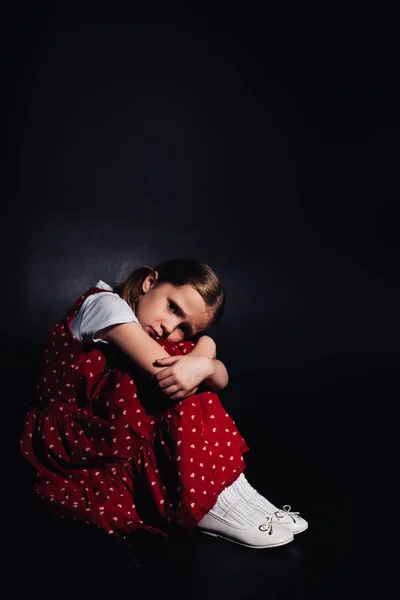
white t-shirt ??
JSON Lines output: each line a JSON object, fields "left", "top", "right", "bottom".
{"left": 70, "top": 280, "right": 140, "bottom": 344}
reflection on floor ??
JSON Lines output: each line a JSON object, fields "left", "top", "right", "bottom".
{"left": 7, "top": 357, "right": 398, "bottom": 598}
{"left": 4, "top": 491, "right": 396, "bottom": 599}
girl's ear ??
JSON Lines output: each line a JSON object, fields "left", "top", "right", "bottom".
{"left": 142, "top": 270, "right": 158, "bottom": 293}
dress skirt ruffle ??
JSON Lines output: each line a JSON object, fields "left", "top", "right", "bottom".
{"left": 20, "top": 287, "right": 249, "bottom": 537}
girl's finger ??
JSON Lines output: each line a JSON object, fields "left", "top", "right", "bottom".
{"left": 157, "top": 375, "right": 176, "bottom": 390}
{"left": 154, "top": 356, "right": 180, "bottom": 366}
{"left": 181, "top": 388, "right": 197, "bottom": 399}
{"left": 161, "top": 383, "right": 182, "bottom": 396}
{"left": 169, "top": 389, "right": 185, "bottom": 401}
{"left": 154, "top": 367, "right": 174, "bottom": 382}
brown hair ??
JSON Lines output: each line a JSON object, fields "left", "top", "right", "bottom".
{"left": 117, "top": 257, "right": 225, "bottom": 328}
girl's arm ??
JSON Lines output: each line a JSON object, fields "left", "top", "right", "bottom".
{"left": 100, "top": 322, "right": 173, "bottom": 375}
{"left": 189, "top": 335, "right": 217, "bottom": 359}
{"left": 203, "top": 359, "right": 229, "bottom": 392}
{"left": 182, "top": 335, "right": 230, "bottom": 392}
{"left": 100, "top": 323, "right": 215, "bottom": 398}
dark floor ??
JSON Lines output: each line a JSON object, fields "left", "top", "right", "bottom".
{"left": 5, "top": 447, "right": 397, "bottom": 599}
{"left": 4, "top": 358, "right": 398, "bottom": 598}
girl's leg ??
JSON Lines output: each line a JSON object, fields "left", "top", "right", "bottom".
{"left": 196, "top": 480, "right": 295, "bottom": 548}
{"left": 228, "top": 474, "right": 309, "bottom": 534}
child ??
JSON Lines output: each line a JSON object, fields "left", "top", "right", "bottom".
{"left": 20, "top": 257, "right": 307, "bottom": 549}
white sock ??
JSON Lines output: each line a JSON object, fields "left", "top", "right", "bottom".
{"left": 204, "top": 479, "right": 267, "bottom": 527}
{"left": 231, "top": 473, "right": 279, "bottom": 516}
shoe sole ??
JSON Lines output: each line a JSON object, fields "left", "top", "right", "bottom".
{"left": 292, "top": 523, "right": 308, "bottom": 535}
{"left": 199, "top": 529, "right": 294, "bottom": 549}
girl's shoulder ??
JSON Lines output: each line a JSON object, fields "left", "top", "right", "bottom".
{"left": 81, "top": 287, "right": 132, "bottom": 315}
{"left": 70, "top": 282, "right": 139, "bottom": 344}
{"left": 93, "top": 280, "right": 114, "bottom": 292}
{"left": 66, "top": 281, "right": 116, "bottom": 316}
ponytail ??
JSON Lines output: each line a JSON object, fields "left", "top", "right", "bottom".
{"left": 118, "top": 266, "right": 153, "bottom": 309}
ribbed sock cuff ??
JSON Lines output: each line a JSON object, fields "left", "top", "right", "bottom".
{"left": 233, "top": 473, "right": 279, "bottom": 514}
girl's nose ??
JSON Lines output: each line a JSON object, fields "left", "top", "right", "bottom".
{"left": 161, "top": 315, "right": 181, "bottom": 337}
{"left": 160, "top": 319, "right": 174, "bottom": 337}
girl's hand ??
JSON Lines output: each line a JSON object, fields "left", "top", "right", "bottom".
{"left": 153, "top": 355, "right": 214, "bottom": 401}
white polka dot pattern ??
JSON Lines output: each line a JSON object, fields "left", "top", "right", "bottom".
{"left": 20, "top": 286, "right": 249, "bottom": 537}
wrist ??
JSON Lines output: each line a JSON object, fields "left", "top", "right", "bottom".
{"left": 203, "top": 356, "right": 214, "bottom": 379}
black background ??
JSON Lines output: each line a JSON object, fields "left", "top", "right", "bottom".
{"left": 3, "top": 5, "right": 399, "bottom": 595}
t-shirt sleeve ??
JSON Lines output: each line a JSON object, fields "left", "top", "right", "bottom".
{"left": 71, "top": 292, "right": 140, "bottom": 344}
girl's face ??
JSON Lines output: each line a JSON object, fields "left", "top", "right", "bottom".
{"left": 135, "top": 273, "right": 211, "bottom": 342}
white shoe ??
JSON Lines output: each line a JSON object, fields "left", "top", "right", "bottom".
{"left": 235, "top": 474, "right": 308, "bottom": 535}
{"left": 271, "top": 505, "right": 308, "bottom": 535}
{"left": 197, "top": 511, "right": 294, "bottom": 549}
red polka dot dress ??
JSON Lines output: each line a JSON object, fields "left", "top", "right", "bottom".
{"left": 20, "top": 286, "right": 249, "bottom": 537}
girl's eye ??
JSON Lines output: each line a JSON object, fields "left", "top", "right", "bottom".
{"left": 169, "top": 302, "right": 178, "bottom": 314}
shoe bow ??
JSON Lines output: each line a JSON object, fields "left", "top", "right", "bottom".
{"left": 258, "top": 516, "right": 274, "bottom": 534}
{"left": 274, "top": 505, "right": 300, "bottom": 523}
